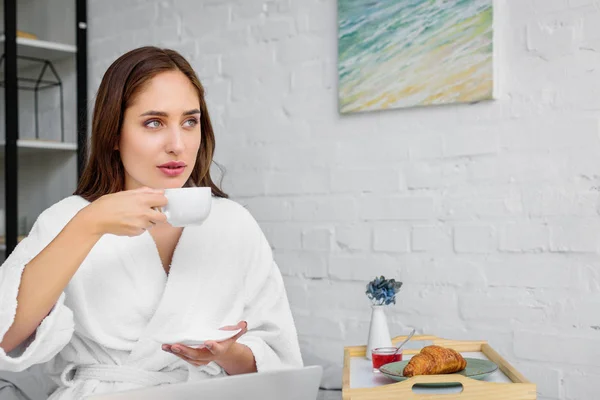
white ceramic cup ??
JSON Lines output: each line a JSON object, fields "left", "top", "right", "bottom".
{"left": 160, "top": 187, "right": 212, "bottom": 227}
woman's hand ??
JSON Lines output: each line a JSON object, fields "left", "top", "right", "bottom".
{"left": 78, "top": 187, "right": 168, "bottom": 237}
{"left": 162, "top": 321, "right": 256, "bottom": 374}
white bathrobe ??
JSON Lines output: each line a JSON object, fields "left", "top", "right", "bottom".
{"left": 0, "top": 195, "right": 303, "bottom": 399}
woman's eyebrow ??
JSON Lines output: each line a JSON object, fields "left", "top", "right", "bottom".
{"left": 139, "top": 110, "right": 168, "bottom": 117}
{"left": 183, "top": 109, "right": 201, "bottom": 116}
{"left": 139, "top": 109, "right": 200, "bottom": 117}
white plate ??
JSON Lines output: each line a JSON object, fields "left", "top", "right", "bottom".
{"left": 152, "top": 329, "right": 242, "bottom": 348}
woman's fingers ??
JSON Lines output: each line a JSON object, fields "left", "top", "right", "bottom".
{"left": 148, "top": 193, "right": 168, "bottom": 208}
{"left": 230, "top": 321, "right": 248, "bottom": 341}
{"left": 219, "top": 324, "right": 241, "bottom": 331}
{"left": 161, "top": 321, "right": 249, "bottom": 367}
{"left": 172, "top": 351, "right": 209, "bottom": 367}
{"left": 169, "top": 344, "right": 213, "bottom": 361}
{"left": 202, "top": 341, "right": 227, "bottom": 356}
{"left": 148, "top": 209, "right": 167, "bottom": 224}
{"left": 220, "top": 321, "right": 247, "bottom": 335}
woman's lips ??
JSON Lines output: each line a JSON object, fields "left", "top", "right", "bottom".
{"left": 158, "top": 166, "right": 185, "bottom": 177}
{"left": 157, "top": 161, "right": 186, "bottom": 177}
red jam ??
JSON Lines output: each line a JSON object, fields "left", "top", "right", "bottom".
{"left": 372, "top": 348, "right": 403, "bottom": 370}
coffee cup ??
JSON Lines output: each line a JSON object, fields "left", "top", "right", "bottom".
{"left": 160, "top": 187, "right": 212, "bottom": 227}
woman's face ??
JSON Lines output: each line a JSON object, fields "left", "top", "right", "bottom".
{"left": 119, "top": 70, "right": 201, "bottom": 190}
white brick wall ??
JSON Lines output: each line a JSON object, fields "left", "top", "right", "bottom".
{"left": 89, "top": 0, "right": 600, "bottom": 397}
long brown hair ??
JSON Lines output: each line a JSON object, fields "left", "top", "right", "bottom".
{"left": 75, "top": 46, "right": 228, "bottom": 201}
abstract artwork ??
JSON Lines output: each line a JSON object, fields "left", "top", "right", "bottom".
{"left": 338, "top": 0, "right": 495, "bottom": 113}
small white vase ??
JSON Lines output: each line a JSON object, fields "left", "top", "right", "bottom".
{"left": 365, "top": 304, "right": 392, "bottom": 360}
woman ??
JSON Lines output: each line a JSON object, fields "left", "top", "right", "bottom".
{"left": 0, "top": 47, "right": 303, "bottom": 399}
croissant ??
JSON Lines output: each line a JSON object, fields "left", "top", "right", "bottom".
{"left": 403, "top": 345, "right": 467, "bottom": 377}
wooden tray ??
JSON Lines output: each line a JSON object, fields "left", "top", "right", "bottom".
{"left": 343, "top": 335, "right": 537, "bottom": 400}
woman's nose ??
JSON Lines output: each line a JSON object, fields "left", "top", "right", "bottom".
{"left": 165, "top": 128, "right": 185, "bottom": 155}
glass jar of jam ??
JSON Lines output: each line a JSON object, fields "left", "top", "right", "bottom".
{"left": 371, "top": 347, "right": 403, "bottom": 372}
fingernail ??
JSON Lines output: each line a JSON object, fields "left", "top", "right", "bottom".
{"left": 172, "top": 347, "right": 180, "bottom": 353}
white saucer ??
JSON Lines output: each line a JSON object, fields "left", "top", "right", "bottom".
{"left": 152, "top": 329, "right": 242, "bottom": 348}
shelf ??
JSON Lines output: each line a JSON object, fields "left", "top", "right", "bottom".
{"left": 0, "top": 139, "right": 77, "bottom": 156}
{"left": 0, "top": 235, "right": 26, "bottom": 251}
{"left": 0, "top": 36, "right": 76, "bottom": 63}
{"left": 1, "top": 2, "right": 86, "bottom": 261}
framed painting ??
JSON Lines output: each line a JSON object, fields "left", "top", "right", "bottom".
{"left": 338, "top": 0, "right": 497, "bottom": 113}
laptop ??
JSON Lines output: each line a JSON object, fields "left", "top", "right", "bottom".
{"left": 88, "top": 365, "right": 323, "bottom": 400}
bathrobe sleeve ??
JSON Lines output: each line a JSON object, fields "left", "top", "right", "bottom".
{"left": 235, "top": 216, "right": 304, "bottom": 372}
{"left": 0, "top": 214, "right": 75, "bottom": 372}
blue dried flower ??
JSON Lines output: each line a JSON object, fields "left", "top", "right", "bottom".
{"left": 365, "top": 275, "right": 403, "bottom": 306}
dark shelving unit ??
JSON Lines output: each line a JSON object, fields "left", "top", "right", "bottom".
{"left": 1, "top": 0, "right": 88, "bottom": 258}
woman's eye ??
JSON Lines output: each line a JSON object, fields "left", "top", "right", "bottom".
{"left": 145, "top": 120, "right": 162, "bottom": 129}
{"left": 183, "top": 118, "right": 199, "bottom": 128}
